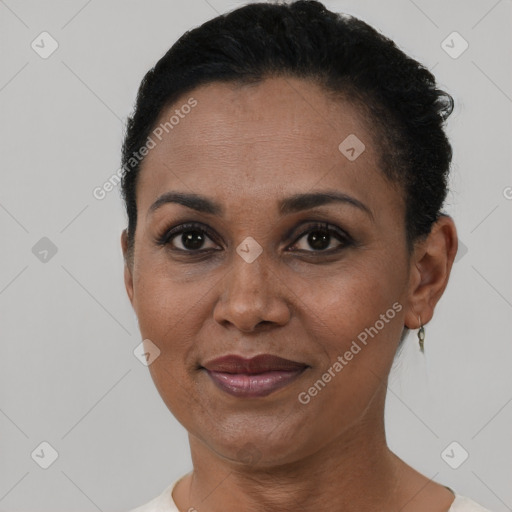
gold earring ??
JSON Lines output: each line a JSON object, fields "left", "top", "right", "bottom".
{"left": 417, "top": 316, "right": 425, "bottom": 353}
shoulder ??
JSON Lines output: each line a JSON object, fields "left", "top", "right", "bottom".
{"left": 124, "top": 481, "right": 180, "bottom": 512}
{"left": 449, "top": 494, "right": 493, "bottom": 512}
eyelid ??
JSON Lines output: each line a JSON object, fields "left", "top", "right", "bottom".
{"left": 157, "top": 220, "right": 353, "bottom": 253}
{"left": 156, "top": 221, "right": 221, "bottom": 248}
{"left": 287, "top": 221, "right": 352, "bottom": 251}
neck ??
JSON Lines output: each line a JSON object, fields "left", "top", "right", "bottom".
{"left": 175, "top": 391, "right": 410, "bottom": 512}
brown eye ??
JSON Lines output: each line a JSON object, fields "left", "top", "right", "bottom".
{"left": 290, "top": 223, "right": 352, "bottom": 253}
{"left": 175, "top": 230, "right": 209, "bottom": 251}
{"left": 158, "top": 223, "right": 220, "bottom": 252}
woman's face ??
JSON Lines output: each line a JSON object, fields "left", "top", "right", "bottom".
{"left": 123, "top": 77, "right": 416, "bottom": 466}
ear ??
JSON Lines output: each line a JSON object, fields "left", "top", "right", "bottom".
{"left": 121, "top": 229, "right": 134, "bottom": 305}
{"left": 404, "top": 215, "right": 458, "bottom": 329}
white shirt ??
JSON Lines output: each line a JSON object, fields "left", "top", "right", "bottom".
{"left": 127, "top": 475, "right": 493, "bottom": 512}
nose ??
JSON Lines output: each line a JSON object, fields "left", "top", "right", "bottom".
{"left": 212, "top": 250, "right": 291, "bottom": 333}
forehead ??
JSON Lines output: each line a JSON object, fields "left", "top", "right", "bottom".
{"left": 136, "top": 76, "right": 394, "bottom": 215}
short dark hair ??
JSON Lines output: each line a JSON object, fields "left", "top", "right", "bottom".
{"left": 121, "top": 0, "right": 454, "bottom": 260}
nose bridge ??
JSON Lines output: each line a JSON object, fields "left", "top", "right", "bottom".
{"left": 229, "top": 227, "right": 271, "bottom": 291}
{"left": 227, "top": 247, "right": 271, "bottom": 305}
{"left": 213, "top": 244, "right": 289, "bottom": 331}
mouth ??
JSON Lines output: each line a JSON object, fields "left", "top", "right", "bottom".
{"left": 200, "top": 354, "right": 310, "bottom": 398}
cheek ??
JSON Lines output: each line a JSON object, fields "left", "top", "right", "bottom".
{"left": 295, "top": 252, "right": 406, "bottom": 336}
{"left": 132, "top": 258, "right": 203, "bottom": 358}
{"left": 131, "top": 262, "right": 208, "bottom": 425}
{"left": 294, "top": 292, "right": 404, "bottom": 433}
{"left": 294, "top": 251, "right": 407, "bottom": 389}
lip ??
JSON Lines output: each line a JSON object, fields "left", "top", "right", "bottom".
{"left": 201, "top": 354, "right": 309, "bottom": 398}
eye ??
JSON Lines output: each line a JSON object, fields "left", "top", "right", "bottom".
{"left": 157, "top": 221, "right": 352, "bottom": 255}
{"left": 157, "top": 222, "right": 220, "bottom": 252}
{"left": 289, "top": 222, "right": 352, "bottom": 253}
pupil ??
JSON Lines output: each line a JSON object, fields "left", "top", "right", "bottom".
{"left": 308, "top": 230, "right": 330, "bottom": 250}
{"left": 179, "top": 230, "right": 331, "bottom": 251}
{"left": 182, "top": 231, "right": 204, "bottom": 250}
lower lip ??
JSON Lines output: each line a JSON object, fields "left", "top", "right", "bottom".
{"left": 204, "top": 368, "right": 307, "bottom": 398}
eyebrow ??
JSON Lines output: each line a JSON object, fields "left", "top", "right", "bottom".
{"left": 279, "top": 191, "right": 373, "bottom": 219}
{"left": 148, "top": 190, "right": 373, "bottom": 220}
{"left": 149, "top": 191, "right": 223, "bottom": 216}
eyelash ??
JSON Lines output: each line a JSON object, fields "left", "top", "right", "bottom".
{"left": 156, "top": 221, "right": 353, "bottom": 255}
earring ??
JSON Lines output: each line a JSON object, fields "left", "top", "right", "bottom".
{"left": 417, "top": 317, "right": 425, "bottom": 353}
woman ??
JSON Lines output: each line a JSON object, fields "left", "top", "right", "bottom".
{"left": 120, "top": 1, "right": 490, "bottom": 511}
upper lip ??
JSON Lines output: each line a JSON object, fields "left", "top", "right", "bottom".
{"left": 202, "top": 354, "right": 308, "bottom": 374}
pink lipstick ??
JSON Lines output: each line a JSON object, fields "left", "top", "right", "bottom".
{"left": 202, "top": 354, "right": 308, "bottom": 398}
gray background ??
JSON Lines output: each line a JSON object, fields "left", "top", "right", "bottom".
{"left": 0, "top": 0, "right": 511, "bottom": 510}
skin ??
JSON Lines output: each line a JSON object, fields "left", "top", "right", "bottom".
{"left": 121, "top": 77, "right": 458, "bottom": 512}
